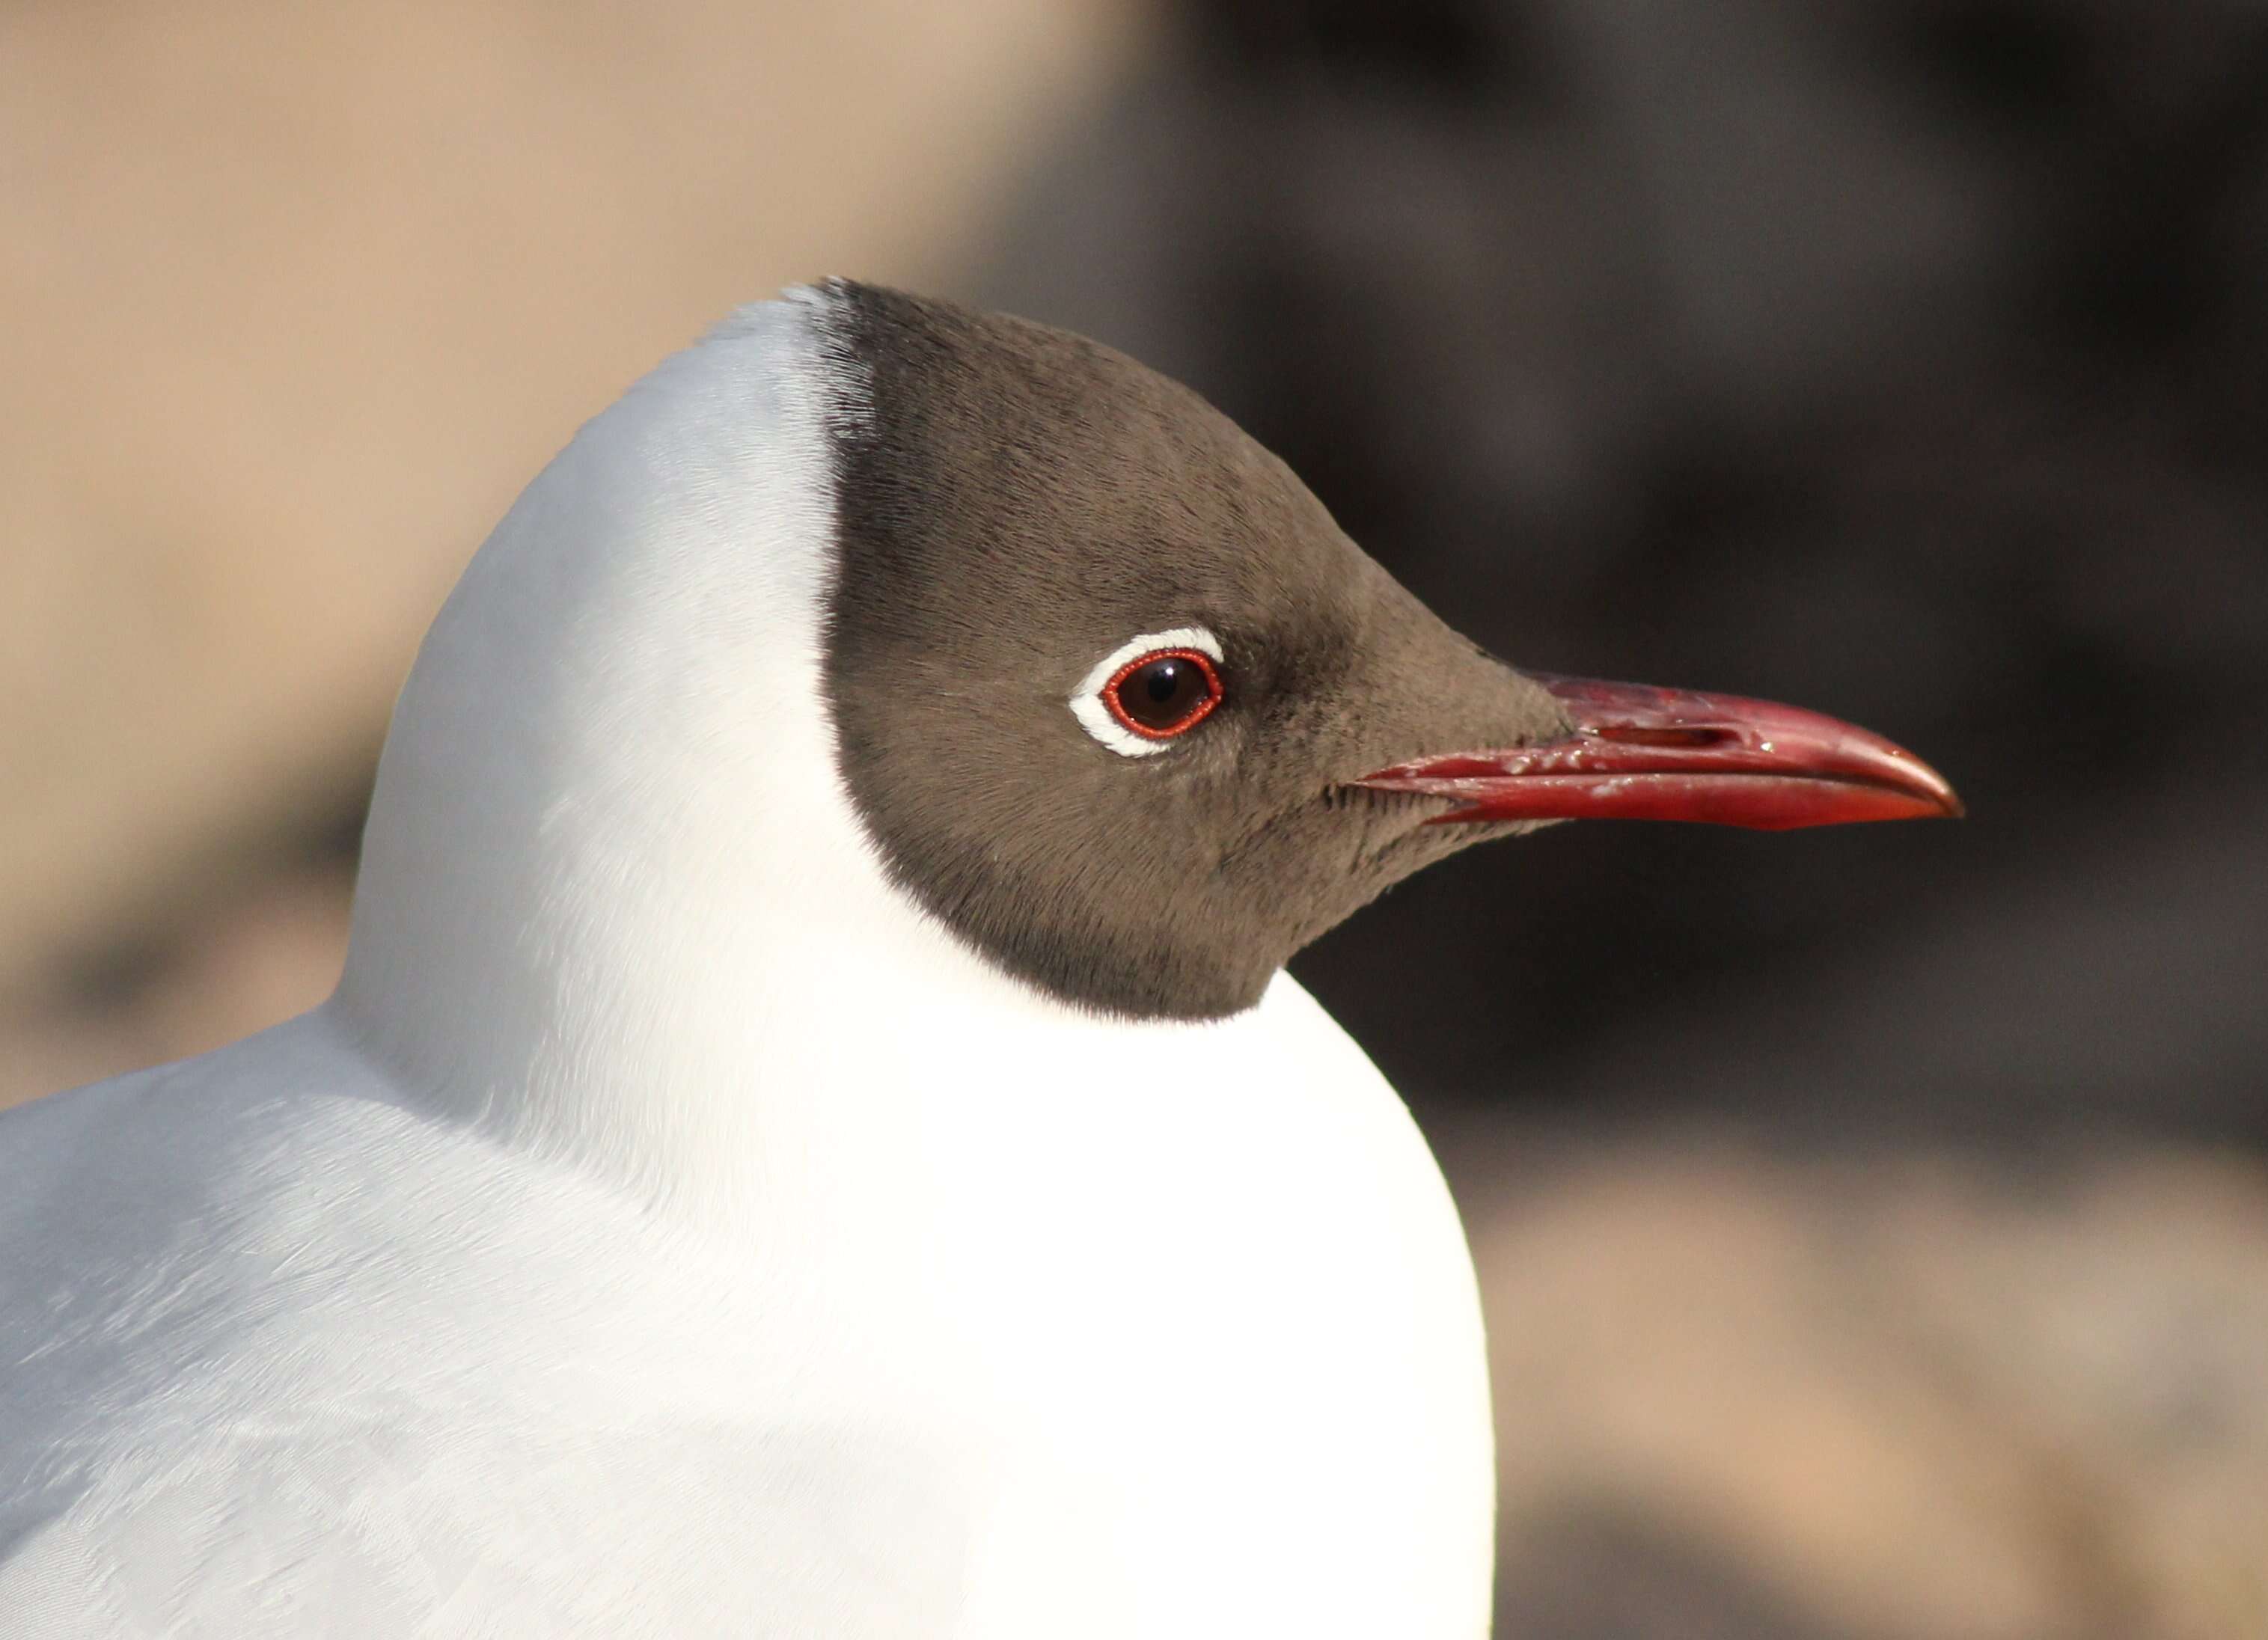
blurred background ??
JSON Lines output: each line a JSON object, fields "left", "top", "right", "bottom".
{"left": 6, "top": 0, "right": 2264, "bottom": 1633}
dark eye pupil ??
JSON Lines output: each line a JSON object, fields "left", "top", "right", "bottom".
{"left": 1110, "top": 652, "right": 1220, "bottom": 735}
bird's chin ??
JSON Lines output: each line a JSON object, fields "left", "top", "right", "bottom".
{"left": 1263, "top": 795, "right": 1536, "bottom": 961}
{"left": 1369, "top": 810, "right": 1553, "bottom": 893}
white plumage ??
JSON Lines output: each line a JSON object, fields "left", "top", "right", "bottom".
{"left": 0, "top": 294, "right": 1494, "bottom": 1636}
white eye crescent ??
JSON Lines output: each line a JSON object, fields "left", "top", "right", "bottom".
{"left": 1070, "top": 626, "right": 1226, "bottom": 757}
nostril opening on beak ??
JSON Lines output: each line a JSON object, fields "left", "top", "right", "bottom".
{"left": 1588, "top": 725, "right": 1733, "bottom": 749}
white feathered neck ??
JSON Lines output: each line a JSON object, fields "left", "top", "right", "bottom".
{"left": 332, "top": 294, "right": 1307, "bottom": 1232}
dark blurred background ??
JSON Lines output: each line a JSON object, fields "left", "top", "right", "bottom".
{"left": 982, "top": 0, "right": 2268, "bottom": 1153}
{"left": 7, "top": 1, "right": 2264, "bottom": 1634}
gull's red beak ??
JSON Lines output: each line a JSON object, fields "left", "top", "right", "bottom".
{"left": 1354, "top": 673, "right": 1963, "bottom": 830}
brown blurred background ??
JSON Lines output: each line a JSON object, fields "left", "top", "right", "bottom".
{"left": 6, "top": 1, "right": 2264, "bottom": 1635}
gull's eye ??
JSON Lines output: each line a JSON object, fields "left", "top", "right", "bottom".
{"left": 1106, "top": 649, "right": 1221, "bottom": 738}
{"left": 1070, "top": 625, "right": 1226, "bottom": 758}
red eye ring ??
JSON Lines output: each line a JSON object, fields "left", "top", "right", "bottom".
{"left": 1101, "top": 646, "right": 1224, "bottom": 740}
